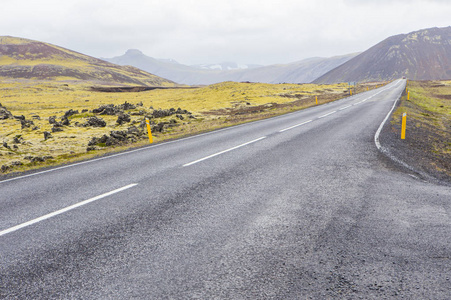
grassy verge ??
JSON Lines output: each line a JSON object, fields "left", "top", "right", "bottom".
{"left": 0, "top": 79, "right": 383, "bottom": 176}
{"left": 390, "top": 80, "right": 451, "bottom": 180}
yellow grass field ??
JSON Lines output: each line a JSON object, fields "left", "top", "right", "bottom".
{"left": 0, "top": 80, "right": 378, "bottom": 174}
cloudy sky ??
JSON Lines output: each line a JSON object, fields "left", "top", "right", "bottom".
{"left": 2, "top": 0, "right": 450, "bottom": 65}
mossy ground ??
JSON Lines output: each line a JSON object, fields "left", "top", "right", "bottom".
{"left": 391, "top": 80, "right": 451, "bottom": 180}
{"left": 1, "top": 79, "right": 381, "bottom": 175}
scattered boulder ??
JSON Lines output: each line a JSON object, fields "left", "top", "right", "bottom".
{"left": 84, "top": 116, "right": 106, "bottom": 127}
{"left": 2, "top": 142, "right": 11, "bottom": 150}
{"left": 92, "top": 101, "right": 137, "bottom": 116}
{"left": 151, "top": 109, "right": 173, "bottom": 118}
{"left": 116, "top": 113, "right": 131, "bottom": 125}
{"left": 1, "top": 165, "right": 9, "bottom": 173}
{"left": 12, "top": 135, "right": 24, "bottom": 144}
{"left": 93, "top": 104, "right": 117, "bottom": 115}
{"left": 52, "top": 121, "right": 63, "bottom": 128}
{"left": 14, "top": 115, "right": 25, "bottom": 121}
{"left": 32, "top": 115, "right": 41, "bottom": 120}
{"left": 20, "top": 119, "right": 34, "bottom": 129}
{"left": 61, "top": 117, "right": 70, "bottom": 126}
{"left": 24, "top": 156, "right": 54, "bottom": 163}
{"left": 117, "top": 101, "right": 136, "bottom": 110}
{"left": 151, "top": 107, "right": 191, "bottom": 119}
{"left": 87, "top": 126, "right": 144, "bottom": 151}
{"left": 49, "top": 116, "right": 57, "bottom": 124}
{"left": 51, "top": 126, "right": 63, "bottom": 133}
{"left": 44, "top": 131, "right": 52, "bottom": 140}
{"left": 0, "top": 103, "right": 13, "bottom": 120}
{"left": 152, "top": 122, "right": 166, "bottom": 133}
{"left": 63, "top": 109, "right": 79, "bottom": 118}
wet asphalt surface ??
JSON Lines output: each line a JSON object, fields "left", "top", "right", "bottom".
{"left": 1, "top": 80, "right": 450, "bottom": 299}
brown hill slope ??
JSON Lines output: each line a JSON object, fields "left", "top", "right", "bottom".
{"left": 314, "top": 27, "right": 451, "bottom": 83}
{"left": 0, "top": 36, "right": 175, "bottom": 86}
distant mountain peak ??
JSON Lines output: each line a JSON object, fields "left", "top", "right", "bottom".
{"left": 125, "top": 49, "right": 144, "bottom": 56}
{"left": 314, "top": 26, "right": 451, "bottom": 83}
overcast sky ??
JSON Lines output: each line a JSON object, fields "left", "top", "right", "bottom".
{"left": 2, "top": 0, "right": 450, "bottom": 65}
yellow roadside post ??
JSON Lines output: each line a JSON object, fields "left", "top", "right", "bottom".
{"left": 315, "top": 96, "right": 318, "bottom": 105}
{"left": 350, "top": 89, "right": 352, "bottom": 96}
{"left": 145, "top": 118, "right": 153, "bottom": 143}
{"left": 401, "top": 113, "right": 407, "bottom": 139}
{"left": 407, "top": 91, "right": 410, "bottom": 100}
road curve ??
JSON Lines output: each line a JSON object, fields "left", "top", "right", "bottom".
{"left": 1, "top": 79, "right": 450, "bottom": 299}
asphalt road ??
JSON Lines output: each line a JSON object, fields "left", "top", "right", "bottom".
{"left": 1, "top": 79, "right": 450, "bottom": 299}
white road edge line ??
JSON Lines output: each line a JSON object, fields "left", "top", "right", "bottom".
{"left": 0, "top": 183, "right": 138, "bottom": 237}
{"left": 183, "top": 136, "right": 266, "bottom": 167}
{"left": 374, "top": 80, "right": 404, "bottom": 150}
{"left": 318, "top": 111, "right": 337, "bottom": 119}
{"left": 279, "top": 120, "right": 313, "bottom": 132}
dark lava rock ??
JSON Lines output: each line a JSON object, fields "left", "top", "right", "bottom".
{"left": 14, "top": 115, "right": 25, "bottom": 121}
{"left": 51, "top": 126, "right": 63, "bottom": 133}
{"left": 49, "top": 116, "right": 57, "bottom": 124}
{"left": 117, "top": 101, "right": 136, "bottom": 110}
{"left": 93, "top": 104, "right": 117, "bottom": 115}
{"left": 116, "top": 113, "right": 131, "bottom": 125}
{"left": 61, "top": 117, "right": 70, "bottom": 126}
{"left": 87, "top": 125, "right": 144, "bottom": 151}
{"left": 13, "top": 135, "right": 24, "bottom": 144}
{"left": 44, "top": 131, "right": 52, "bottom": 140}
{"left": 152, "top": 109, "right": 173, "bottom": 118}
{"left": 85, "top": 116, "right": 106, "bottom": 127}
{"left": 21, "top": 119, "right": 34, "bottom": 129}
{"left": 0, "top": 103, "right": 13, "bottom": 120}
{"left": 63, "top": 109, "right": 79, "bottom": 118}
{"left": 53, "top": 121, "right": 63, "bottom": 127}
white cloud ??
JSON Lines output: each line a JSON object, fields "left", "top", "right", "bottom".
{"left": 1, "top": 0, "right": 450, "bottom": 65}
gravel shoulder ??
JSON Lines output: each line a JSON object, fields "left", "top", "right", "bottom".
{"left": 378, "top": 81, "right": 451, "bottom": 186}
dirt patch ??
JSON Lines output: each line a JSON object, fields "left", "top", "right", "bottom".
{"left": 90, "top": 86, "right": 198, "bottom": 93}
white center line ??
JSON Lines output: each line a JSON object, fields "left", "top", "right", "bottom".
{"left": 279, "top": 120, "right": 313, "bottom": 132}
{"left": 183, "top": 136, "right": 266, "bottom": 167}
{"left": 318, "top": 111, "right": 337, "bottom": 119}
{"left": 0, "top": 183, "right": 138, "bottom": 237}
{"left": 339, "top": 105, "right": 352, "bottom": 111}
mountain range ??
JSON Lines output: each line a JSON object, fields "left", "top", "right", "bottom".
{"left": 0, "top": 36, "right": 175, "bottom": 86}
{"left": 1, "top": 26, "right": 450, "bottom": 86}
{"left": 314, "top": 26, "right": 451, "bottom": 83}
{"left": 103, "top": 50, "right": 358, "bottom": 85}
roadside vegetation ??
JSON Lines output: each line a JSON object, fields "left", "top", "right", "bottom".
{"left": 391, "top": 80, "right": 451, "bottom": 180}
{"left": 0, "top": 80, "right": 381, "bottom": 175}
